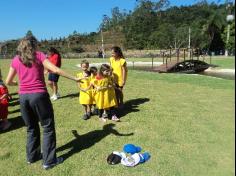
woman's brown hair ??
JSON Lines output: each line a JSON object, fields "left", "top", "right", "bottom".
{"left": 17, "top": 36, "right": 38, "bottom": 67}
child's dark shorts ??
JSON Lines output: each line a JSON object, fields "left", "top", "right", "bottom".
{"left": 48, "top": 73, "right": 60, "bottom": 82}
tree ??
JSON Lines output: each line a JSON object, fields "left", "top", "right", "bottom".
{"left": 202, "top": 8, "right": 226, "bottom": 52}
{"left": 190, "top": 21, "right": 209, "bottom": 50}
{"left": 123, "top": 0, "right": 157, "bottom": 48}
{"left": 100, "top": 15, "right": 110, "bottom": 31}
{"left": 154, "top": 0, "right": 170, "bottom": 11}
{"left": 171, "top": 25, "right": 189, "bottom": 49}
{"left": 25, "top": 30, "right": 34, "bottom": 38}
{"left": 149, "top": 23, "right": 174, "bottom": 49}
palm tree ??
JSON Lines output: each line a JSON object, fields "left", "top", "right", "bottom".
{"left": 202, "top": 9, "right": 226, "bottom": 52}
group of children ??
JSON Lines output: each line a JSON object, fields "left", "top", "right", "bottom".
{"left": 76, "top": 46, "right": 128, "bottom": 122}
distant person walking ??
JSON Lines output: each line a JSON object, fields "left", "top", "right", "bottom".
{"left": 46, "top": 47, "right": 62, "bottom": 101}
{"left": 109, "top": 46, "right": 128, "bottom": 108}
{"left": 5, "top": 36, "right": 81, "bottom": 170}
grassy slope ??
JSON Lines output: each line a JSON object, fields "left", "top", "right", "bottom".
{"left": 0, "top": 58, "right": 235, "bottom": 176}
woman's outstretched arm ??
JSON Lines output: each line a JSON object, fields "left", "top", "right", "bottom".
{"left": 43, "top": 59, "right": 81, "bottom": 82}
{"left": 5, "top": 67, "right": 17, "bottom": 86}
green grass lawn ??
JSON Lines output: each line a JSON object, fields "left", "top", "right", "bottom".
{"left": 0, "top": 58, "right": 235, "bottom": 176}
{"left": 202, "top": 56, "right": 235, "bottom": 68}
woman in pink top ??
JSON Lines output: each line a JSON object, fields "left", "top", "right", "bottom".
{"left": 5, "top": 36, "right": 81, "bottom": 170}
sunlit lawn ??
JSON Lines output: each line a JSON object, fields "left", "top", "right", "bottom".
{"left": 0, "top": 58, "right": 234, "bottom": 176}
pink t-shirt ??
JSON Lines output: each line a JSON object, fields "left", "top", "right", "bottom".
{"left": 11, "top": 51, "right": 47, "bottom": 94}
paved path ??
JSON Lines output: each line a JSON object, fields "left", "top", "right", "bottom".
{"left": 202, "top": 68, "right": 235, "bottom": 79}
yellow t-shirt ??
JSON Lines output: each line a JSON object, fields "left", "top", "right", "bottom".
{"left": 92, "top": 76, "right": 117, "bottom": 109}
{"left": 76, "top": 72, "right": 93, "bottom": 105}
{"left": 109, "top": 57, "right": 128, "bottom": 87}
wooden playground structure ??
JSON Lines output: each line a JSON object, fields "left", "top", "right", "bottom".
{"left": 154, "top": 48, "right": 213, "bottom": 73}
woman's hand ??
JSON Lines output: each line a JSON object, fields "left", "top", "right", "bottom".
{"left": 80, "top": 88, "right": 87, "bottom": 92}
{"left": 12, "top": 81, "right": 18, "bottom": 86}
{"left": 75, "top": 78, "right": 84, "bottom": 83}
{"left": 6, "top": 67, "right": 18, "bottom": 86}
{"left": 44, "top": 70, "right": 48, "bottom": 75}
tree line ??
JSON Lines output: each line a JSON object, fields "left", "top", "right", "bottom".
{"left": 0, "top": 0, "right": 235, "bottom": 58}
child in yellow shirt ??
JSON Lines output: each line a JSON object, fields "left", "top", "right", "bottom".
{"left": 76, "top": 60, "right": 93, "bottom": 120}
{"left": 92, "top": 64, "right": 119, "bottom": 122}
{"left": 89, "top": 66, "right": 98, "bottom": 115}
{"left": 109, "top": 46, "right": 128, "bottom": 109}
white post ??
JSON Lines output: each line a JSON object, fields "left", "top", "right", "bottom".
{"left": 188, "top": 27, "right": 191, "bottom": 49}
{"left": 225, "top": 24, "right": 230, "bottom": 56}
{"left": 188, "top": 27, "right": 191, "bottom": 59}
{"left": 174, "top": 37, "right": 176, "bottom": 49}
{"left": 225, "top": 2, "right": 234, "bottom": 56}
{"left": 101, "top": 29, "right": 105, "bottom": 59}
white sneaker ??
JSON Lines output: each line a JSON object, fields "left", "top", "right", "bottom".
{"left": 50, "top": 95, "right": 58, "bottom": 101}
{"left": 112, "top": 115, "right": 120, "bottom": 122}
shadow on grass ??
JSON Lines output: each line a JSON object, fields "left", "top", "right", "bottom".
{"left": 10, "top": 92, "right": 18, "bottom": 96}
{"left": 9, "top": 100, "right": 20, "bottom": 107}
{"left": 0, "top": 116, "right": 24, "bottom": 134}
{"left": 59, "top": 92, "right": 79, "bottom": 99}
{"left": 56, "top": 123, "right": 133, "bottom": 161}
{"left": 118, "top": 98, "right": 150, "bottom": 118}
{"left": 9, "top": 109, "right": 21, "bottom": 114}
{"left": 8, "top": 92, "right": 20, "bottom": 107}
{"left": 10, "top": 97, "right": 19, "bottom": 101}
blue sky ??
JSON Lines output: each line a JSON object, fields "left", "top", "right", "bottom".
{"left": 0, "top": 0, "right": 221, "bottom": 42}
